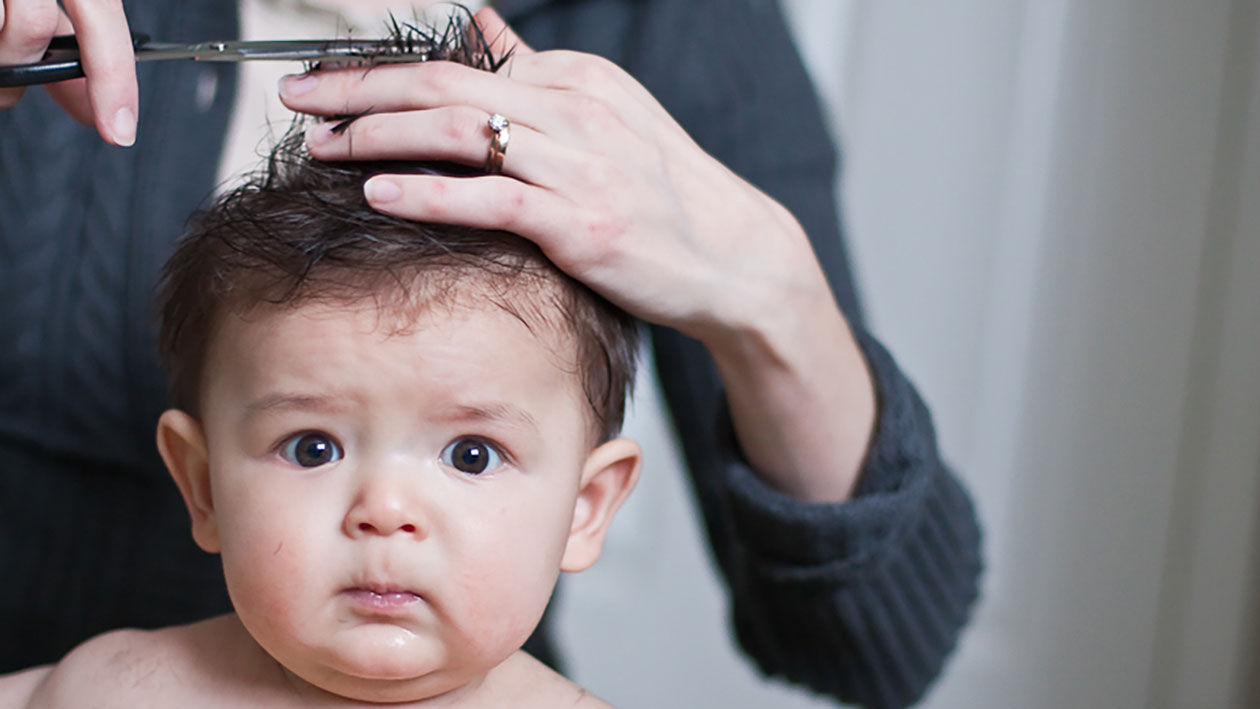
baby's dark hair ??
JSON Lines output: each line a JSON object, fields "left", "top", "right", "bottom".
{"left": 156, "top": 127, "right": 639, "bottom": 442}
{"left": 158, "top": 11, "right": 637, "bottom": 441}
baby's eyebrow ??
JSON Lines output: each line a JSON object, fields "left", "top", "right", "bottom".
{"left": 244, "top": 392, "right": 343, "bottom": 416}
{"left": 445, "top": 402, "right": 540, "bottom": 434}
{"left": 242, "top": 393, "right": 539, "bottom": 432}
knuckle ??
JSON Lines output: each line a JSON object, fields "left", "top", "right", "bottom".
{"left": 564, "top": 93, "right": 616, "bottom": 127}
{"left": 342, "top": 119, "right": 379, "bottom": 158}
{"left": 481, "top": 183, "right": 524, "bottom": 232}
{"left": 581, "top": 205, "right": 630, "bottom": 247}
{"left": 416, "top": 61, "right": 459, "bottom": 97}
{"left": 442, "top": 107, "right": 476, "bottom": 144}
{"left": 495, "top": 184, "right": 527, "bottom": 228}
{"left": 5, "top": 4, "right": 61, "bottom": 55}
{"left": 357, "top": 116, "right": 387, "bottom": 145}
{"left": 581, "top": 157, "right": 632, "bottom": 195}
{"left": 415, "top": 179, "right": 449, "bottom": 216}
{"left": 548, "top": 51, "right": 589, "bottom": 82}
{"left": 559, "top": 51, "right": 618, "bottom": 88}
{"left": 585, "top": 55, "right": 622, "bottom": 83}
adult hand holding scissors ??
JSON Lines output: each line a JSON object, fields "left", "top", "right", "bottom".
{"left": 0, "top": 0, "right": 136, "bottom": 144}
{"left": 281, "top": 8, "right": 877, "bottom": 503}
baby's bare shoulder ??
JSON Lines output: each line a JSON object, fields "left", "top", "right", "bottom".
{"left": 25, "top": 626, "right": 200, "bottom": 708}
{"left": 491, "top": 652, "right": 616, "bottom": 708}
{"left": 0, "top": 665, "right": 51, "bottom": 709}
{"left": 24, "top": 618, "right": 236, "bottom": 709}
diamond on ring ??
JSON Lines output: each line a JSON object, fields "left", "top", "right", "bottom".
{"left": 484, "top": 113, "right": 511, "bottom": 174}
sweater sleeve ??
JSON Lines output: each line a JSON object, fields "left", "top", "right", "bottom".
{"left": 718, "top": 330, "right": 983, "bottom": 708}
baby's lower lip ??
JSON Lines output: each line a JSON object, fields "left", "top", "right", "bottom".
{"left": 345, "top": 588, "right": 422, "bottom": 611}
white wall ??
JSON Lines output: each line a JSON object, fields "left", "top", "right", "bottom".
{"left": 784, "top": 0, "right": 1260, "bottom": 707}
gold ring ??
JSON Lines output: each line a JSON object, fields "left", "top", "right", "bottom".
{"left": 484, "top": 113, "right": 510, "bottom": 173}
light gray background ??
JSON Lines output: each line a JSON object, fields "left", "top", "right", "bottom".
{"left": 554, "top": 1, "right": 1260, "bottom": 707}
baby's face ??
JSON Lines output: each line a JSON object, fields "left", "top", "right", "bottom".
{"left": 189, "top": 299, "right": 595, "bottom": 701}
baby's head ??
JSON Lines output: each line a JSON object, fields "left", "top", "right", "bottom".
{"left": 152, "top": 131, "right": 641, "bottom": 702}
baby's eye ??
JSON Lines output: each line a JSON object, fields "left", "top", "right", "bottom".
{"left": 440, "top": 438, "right": 503, "bottom": 475}
{"left": 280, "top": 432, "right": 343, "bottom": 468}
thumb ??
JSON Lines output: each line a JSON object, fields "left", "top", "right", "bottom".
{"left": 471, "top": 6, "right": 535, "bottom": 61}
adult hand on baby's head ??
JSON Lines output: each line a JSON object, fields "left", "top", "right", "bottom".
{"left": 0, "top": 0, "right": 138, "bottom": 145}
{"left": 278, "top": 7, "right": 830, "bottom": 346}
{"left": 279, "top": 7, "right": 875, "bottom": 503}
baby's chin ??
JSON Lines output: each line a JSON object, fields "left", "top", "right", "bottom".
{"left": 280, "top": 644, "right": 496, "bottom": 704}
{"left": 283, "top": 664, "right": 479, "bottom": 705}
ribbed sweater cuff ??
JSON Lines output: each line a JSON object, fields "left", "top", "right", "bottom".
{"left": 720, "top": 329, "right": 935, "bottom": 579}
{"left": 716, "top": 330, "right": 983, "bottom": 706}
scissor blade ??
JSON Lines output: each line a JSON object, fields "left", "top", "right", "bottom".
{"left": 0, "top": 36, "right": 437, "bottom": 88}
{"left": 136, "top": 39, "right": 430, "bottom": 63}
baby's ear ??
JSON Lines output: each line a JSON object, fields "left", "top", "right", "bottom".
{"left": 561, "top": 437, "right": 641, "bottom": 573}
{"left": 156, "top": 409, "right": 220, "bottom": 553}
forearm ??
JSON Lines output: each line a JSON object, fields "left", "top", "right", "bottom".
{"left": 705, "top": 240, "right": 876, "bottom": 503}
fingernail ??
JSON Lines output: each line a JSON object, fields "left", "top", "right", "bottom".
{"left": 280, "top": 73, "right": 318, "bottom": 97}
{"left": 365, "top": 178, "right": 401, "bottom": 203}
{"left": 306, "top": 122, "right": 334, "bottom": 146}
{"left": 112, "top": 106, "right": 136, "bottom": 147}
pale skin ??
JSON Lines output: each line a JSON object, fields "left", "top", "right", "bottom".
{"left": 2, "top": 296, "right": 639, "bottom": 707}
{"left": 0, "top": 2, "right": 876, "bottom": 502}
{"left": 3, "top": 618, "right": 605, "bottom": 709}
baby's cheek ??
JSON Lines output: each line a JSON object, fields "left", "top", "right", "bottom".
{"left": 222, "top": 528, "right": 309, "bottom": 623}
{"left": 448, "top": 547, "right": 561, "bottom": 661}
{"left": 452, "top": 581, "right": 539, "bottom": 662}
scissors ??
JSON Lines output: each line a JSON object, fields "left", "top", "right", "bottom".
{"left": 0, "top": 31, "right": 441, "bottom": 87}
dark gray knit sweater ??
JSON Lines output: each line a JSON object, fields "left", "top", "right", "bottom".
{"left": 0, "top": 0, "right": 982, "bottom": 706}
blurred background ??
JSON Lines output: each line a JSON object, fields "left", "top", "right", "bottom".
{"left": 554, "top": 0, "right": 1260, "bottom": 706}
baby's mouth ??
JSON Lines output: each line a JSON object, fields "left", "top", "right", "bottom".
{"left": 344, "top": 587, "right": 423, "bottom": 612}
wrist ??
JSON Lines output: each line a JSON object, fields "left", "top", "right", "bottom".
{"left": 705, "top": 269, "right": 876, "bottom": 502}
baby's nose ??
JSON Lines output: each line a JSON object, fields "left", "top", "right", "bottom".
{"left": 343, "top": 468, "right": 427, "bottom": 538}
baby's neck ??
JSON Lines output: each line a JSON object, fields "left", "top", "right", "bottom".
{"left": 203, "top": 615, "right": 605, "bottom": 708}
{"left": 206, "top": 617, "right": 579, "bottom": 709}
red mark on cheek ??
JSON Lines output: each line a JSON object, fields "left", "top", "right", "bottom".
{"left": 273, "top": 541, "right": 284, "bottom": 556}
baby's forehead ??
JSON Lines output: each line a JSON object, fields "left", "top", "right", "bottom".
{"left": 231, "top": 273, "right": 576, "bottom": 347}
{"left": 204, "top": 290, "right": 601, "bottom": 439}
{"left": 216, "top": 277, "right": 579, "bottom": 384}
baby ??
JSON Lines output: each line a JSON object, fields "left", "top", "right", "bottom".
{"left": 0, "top": 127, "right": 641, "bottom": 707}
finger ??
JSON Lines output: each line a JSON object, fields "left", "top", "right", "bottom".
{"left": 470, "top": 7, "right": 535, "bottom": 58}
{"left": 280, "top": 61, "right": 551, "bottom": 130}
{"left": 61, "top": 0, "right": 137, "bottom": 146}
{"left": 363, "top": 173, "right": 581, "bottom": 265}
{"left": 0, "top": 0, "right": 63, "bottom": 110}
{"left": 42, "top": 12, "right": 94, "bottom": 125}
{"left": 304, "top": 106, "right": 574, "bottom": 189}
{"left": 279, "top": 58, "right": 660, "bottom": 155}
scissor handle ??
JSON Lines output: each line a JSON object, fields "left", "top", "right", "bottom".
{"left": 0, "top": 33, "right": 149, "bottom": 87}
